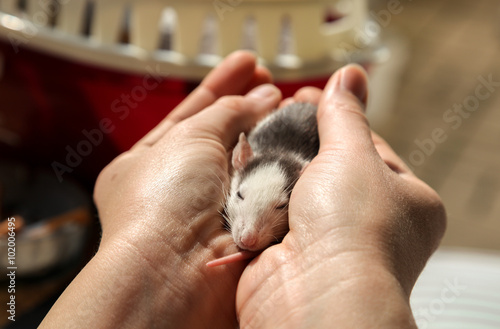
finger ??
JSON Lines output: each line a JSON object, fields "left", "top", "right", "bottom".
{"left": 164, "top": 51, "right": 265, "bottom": 123}
{"left": 179, "top": 84, "right": 282, "bottom": 150}
{"left": 278, "top": 97, "right": 295, "bottom": 108}
{"left": 132, "top": 51, "right": 267, "bottom": 151}
{"left": 279, "top": 87, "right": 323, "bottom": 109}
{"left": 293, "top": 86, "right": 323, "bottom": 105}
{"left": 317, "top": 64, "right": 372, "bottom": 153}
{"left": 371, "top": 132, "right": 413, "bottom": 175}
{"left": 243, "top": 65, "right": 274, "bottom": 94}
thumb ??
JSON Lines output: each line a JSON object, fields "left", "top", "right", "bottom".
{"left": 317, "top": 64, "right": 372, "bottom": 153}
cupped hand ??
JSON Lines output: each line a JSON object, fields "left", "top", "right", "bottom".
{"left": 236, "top": 65, "right": 446, "bottom": 329}
{"left": 92, "top": 51, "right": 282, "bottom": 329}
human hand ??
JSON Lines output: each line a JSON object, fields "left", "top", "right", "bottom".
{"left": 93, "top": 52, "right": 284, "bottom": 329}
{"left": 236, "top": 65, "right": 446, "bottom": 328}
{"left": 40, "top": 51, "right": 282, "bottom": 329}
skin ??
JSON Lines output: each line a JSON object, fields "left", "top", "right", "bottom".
{"left": 238, "top": 68, "right": 446, "bottom": 328}
{"left": 40, "top": 51, "right": 446, "bottom": 329}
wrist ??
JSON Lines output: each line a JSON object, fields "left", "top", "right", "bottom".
{"left": 40, "top": 241, "right": 172, "bottom": 329}
{"left": 42, "top": 222, "right": 243, "bottom": 329}
{"left": 97, "top": 228, "right": 243, "bottom": 329}
{"left": 299, "top": 257, "right": 417, "bottom": 329}
{"left": 238, "top": 247, "right": 417, "bottom": 329}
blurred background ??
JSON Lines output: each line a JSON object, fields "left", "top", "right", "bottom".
{"left": 0, "top": 0, "right": 499, "bottom": 327}
{"left": 378, "top": 0, "right": 500, "bottom": 251}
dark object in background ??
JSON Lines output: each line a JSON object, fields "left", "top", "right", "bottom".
{"left": 0, "top": 161, "right": 92, "bottom": 277}
{"left": 0, "top": 161, "right": 93, "bottom": 327}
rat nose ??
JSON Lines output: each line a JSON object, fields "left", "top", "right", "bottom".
{"left": 240, "top": 233, "right": 257, "bottom": 249}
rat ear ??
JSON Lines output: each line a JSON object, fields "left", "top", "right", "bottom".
{"left": 232, "top": 133, "right": 254, "bottom": 171}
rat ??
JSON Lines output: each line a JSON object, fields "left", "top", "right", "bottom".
{"left": 207, "top": 102, "right": 319, "bottom": 267}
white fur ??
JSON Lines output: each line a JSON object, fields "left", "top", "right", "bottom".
{"left": 226, "top": 162, "right": 290, "bottom": 251}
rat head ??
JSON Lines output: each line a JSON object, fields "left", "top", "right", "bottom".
{"left": 225, "top": 133, "right": 306, "bottom": 251}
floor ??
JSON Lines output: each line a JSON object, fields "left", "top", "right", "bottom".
{"left": 374, "top": 0, "right": 500, "bottom": 250}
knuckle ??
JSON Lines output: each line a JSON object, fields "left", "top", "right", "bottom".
{"left": 214, "top": 95, "right": 245, "bottom": 112}
{"left": 172, "top": 120, "right": 199, "bottom": 138}
{"left": 397, "top": 180, "right": 447, "bottom": 246}
{"left": 336, "top": 101, "right": 370, "bottom": 126}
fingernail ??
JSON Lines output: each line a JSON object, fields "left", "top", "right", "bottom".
{"left": 340, "top": 64, "right": 368, "bottom": 105}
{"left": 247, "top": 84, "right": 280, "bottom": 99}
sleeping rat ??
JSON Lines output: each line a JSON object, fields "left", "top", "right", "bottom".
{"left": 207, "top": 102, "right": 319, "bottom": 267}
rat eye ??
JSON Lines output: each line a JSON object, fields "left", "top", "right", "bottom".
{"left": 237, "top": 191, "right": 244, "bottom": 200}
{"left": 276, "top": 203, "right": 287, "bottom": 210}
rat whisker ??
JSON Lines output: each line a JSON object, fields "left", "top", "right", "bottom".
{"left": 284, "top": 176, "right": 300, "bottom": 195}
{"left": 219, "top": 211, "right": 232, "bottom": 232}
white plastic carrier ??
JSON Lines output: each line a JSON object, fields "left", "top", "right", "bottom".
{"left": 0, "top": 0, "right": 378, "bottom": 80}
